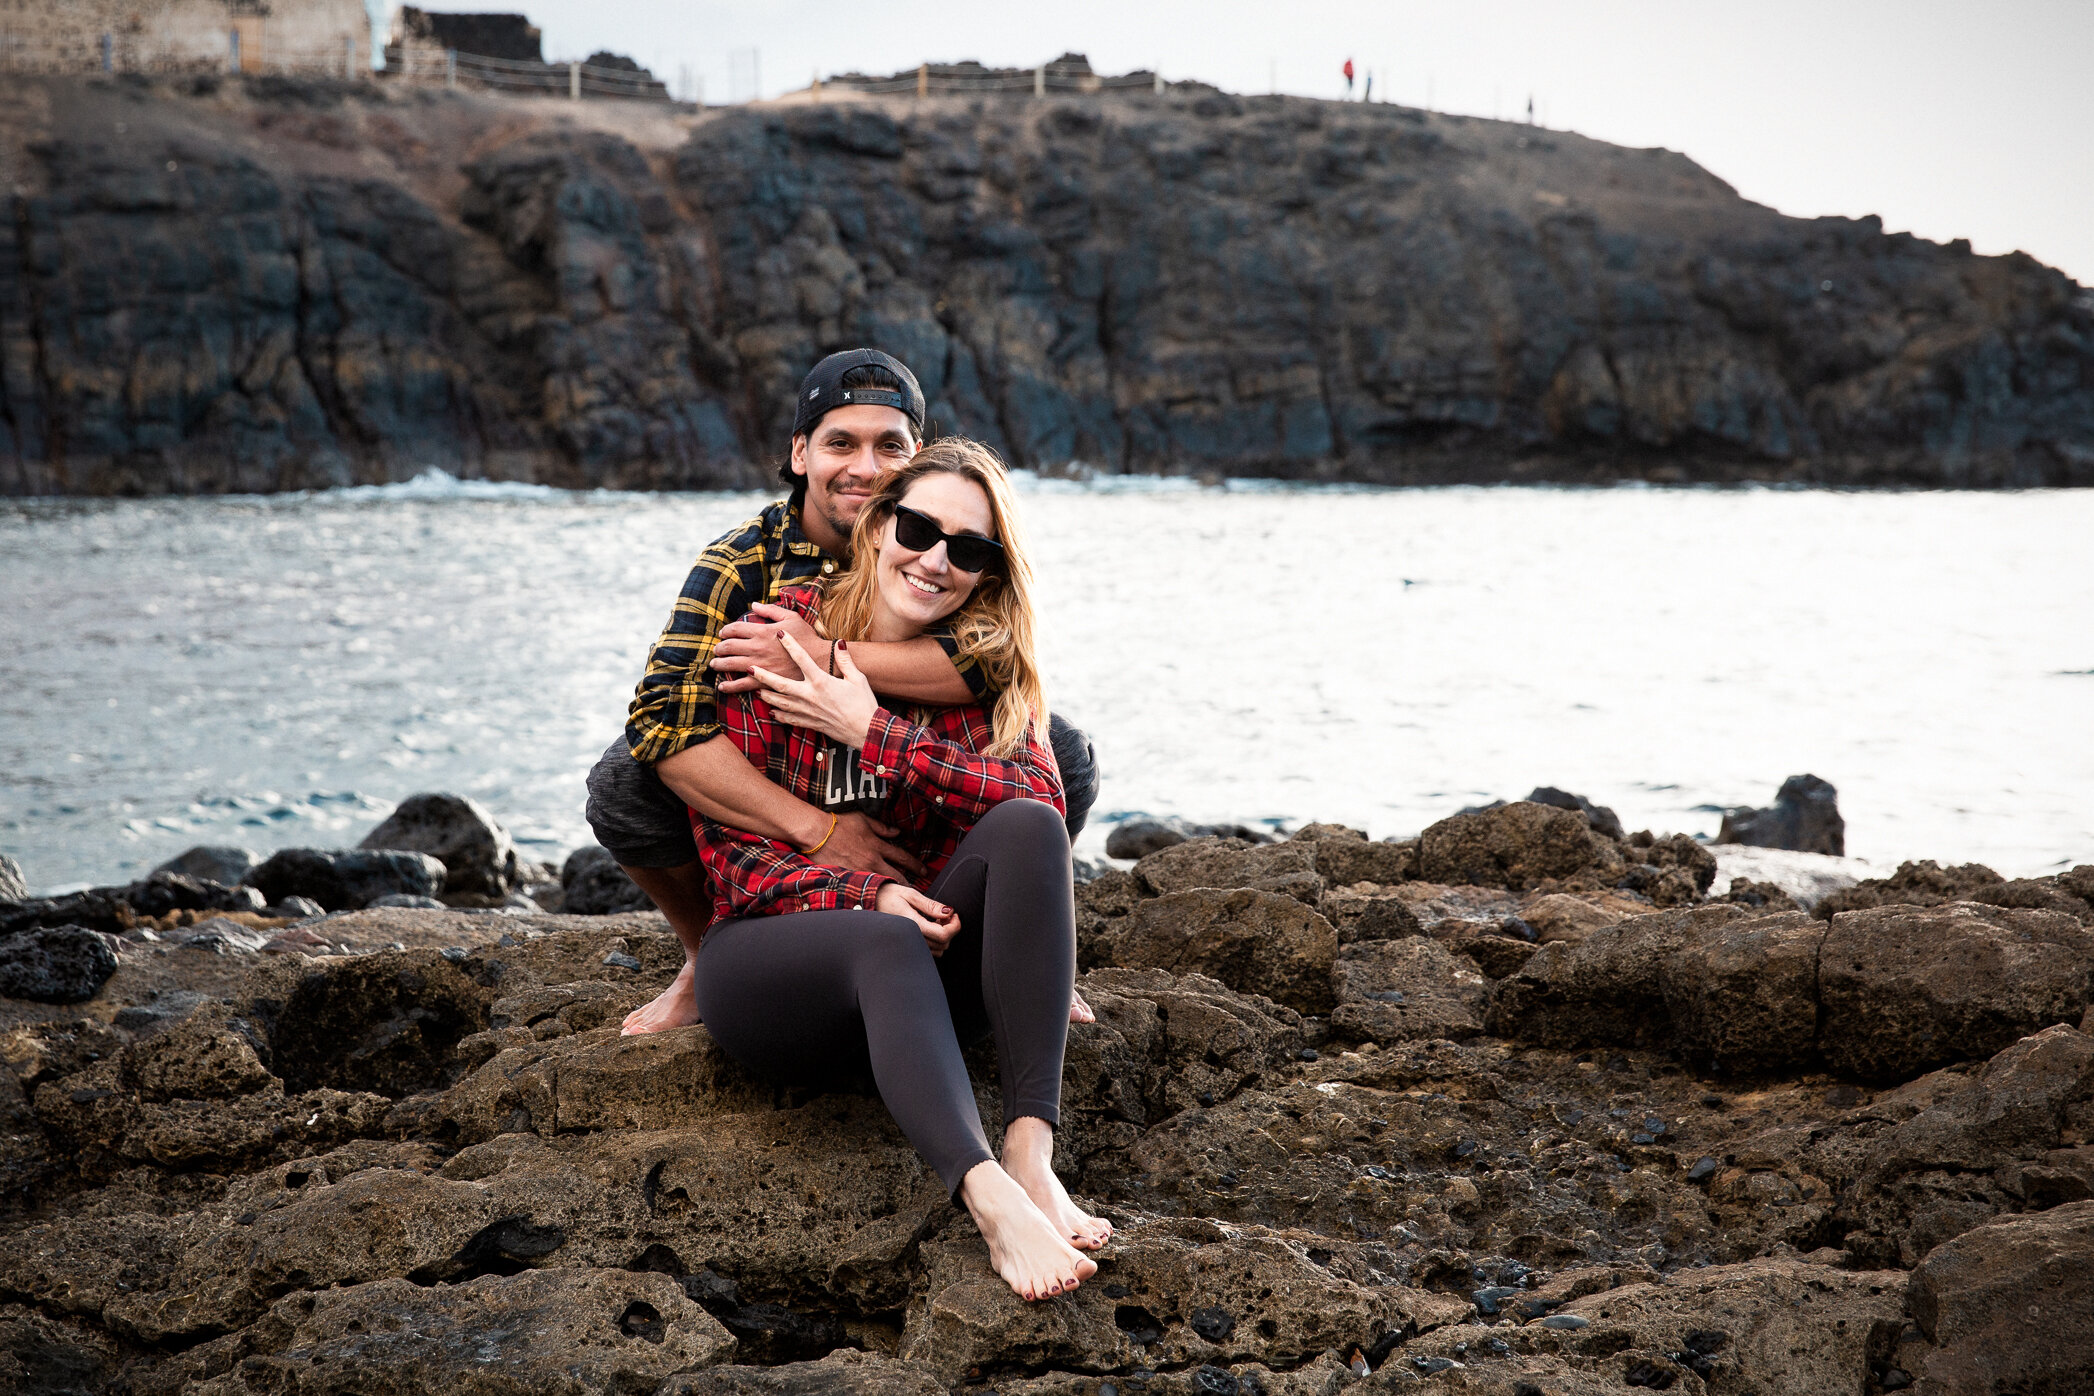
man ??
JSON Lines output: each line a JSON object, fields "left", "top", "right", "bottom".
{"left": 585, "top": 348, "right": 1099, "bottom": 1034}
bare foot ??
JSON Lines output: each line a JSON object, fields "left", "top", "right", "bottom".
{"left": 959, "top": 1160, "right": 1098, "bottom": 1301}
{"left": 1002, "top": 1117, "right": 1113, "bottom": 1251}
{"left": 620, "top": 959, "right": 701, "bottom": 1035}
{"left": 1069, "top": 988, "right": 1095, "bottom": 1024}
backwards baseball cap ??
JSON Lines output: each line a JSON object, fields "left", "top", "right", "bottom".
{"left": 791, "top": 348, "right": 926, "bottom": 440}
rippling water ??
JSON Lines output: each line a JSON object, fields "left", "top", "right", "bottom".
{"left": 3, "top": 474, "right": 2090, "bottom": 893}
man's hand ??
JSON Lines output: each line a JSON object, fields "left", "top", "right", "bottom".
{"left": 711, "top": 603, "right": 826, "bottom": 695}
{"left": 752, "top": 635, "right": 880, "bottom": 749}
{"left": 821, "top": 812, "right": 926, "bottom": 881}
{"left": 876, "top": 883, "right": 961, "bottom": 955}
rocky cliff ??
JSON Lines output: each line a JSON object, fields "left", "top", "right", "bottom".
{"left": 2, "top": 71, "right": 2091, "bottom": 495}
{"left": 4, "top": 805, "right": 2092, "bottom": 1392}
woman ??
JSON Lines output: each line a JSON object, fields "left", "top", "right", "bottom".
{"left": 688, "top": 439, "right": 1111, "bottom": 1303}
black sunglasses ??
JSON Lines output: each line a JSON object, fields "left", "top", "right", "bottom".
{"left": 891, "top": 503, "right": 1004, "bottom": 573}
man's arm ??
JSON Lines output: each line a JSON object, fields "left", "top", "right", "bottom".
{"left": 656, "top": 739, "right": 827, "bottom": 849}
{"left": 711, "top": 605, "right": 976, "bottom": 705}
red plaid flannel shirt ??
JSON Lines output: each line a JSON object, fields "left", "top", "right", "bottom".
{"left": 691, "top": 586, "right": 1065, "bottom": 923}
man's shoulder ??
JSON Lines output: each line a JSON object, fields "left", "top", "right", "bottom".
{"left": 697, "top": 499, "right": 795, "bottom": 564}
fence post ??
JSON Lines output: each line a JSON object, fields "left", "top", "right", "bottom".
{"left": 227, "top": 29, "right": 239, "bottom": 72}
{"left": 445, "top": 48, "right": 456, "bottom": 87}
{"left": 1153, "top": 70, "right": 1163, "bottom": 94}
{"left": 100, "top": 32, "right": 112, "bottom": 71}
{"left": 343, "top": 35, "right": 354, "bottom": 80}
{"left": 916, "top": 62, "right": 927, "bottom": 99}
{"left": 570, "top": 59, "right": 580, "bottom": 101}
{"left": 1034, "top": 64, "right": 1044, "bottom": 98}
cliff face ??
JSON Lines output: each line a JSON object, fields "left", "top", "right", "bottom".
{"left": 2, "top": 73, "right": 2090, "bottom": 494}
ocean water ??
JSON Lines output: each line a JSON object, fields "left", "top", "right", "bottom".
{"left": 2, "top": 474, "right": 2090, "bottom": 894}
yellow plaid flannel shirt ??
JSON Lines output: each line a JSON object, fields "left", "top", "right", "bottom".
{"left": 625, "top": 500, "right": 989, "bottom": 764}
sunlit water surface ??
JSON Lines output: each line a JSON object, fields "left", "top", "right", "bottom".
{"left": 3, "top": 474, "right": 2090, "bottom": 892}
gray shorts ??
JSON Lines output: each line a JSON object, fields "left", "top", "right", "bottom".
{"left": 584, "top": 716, "right": 1100, "bottom": 870}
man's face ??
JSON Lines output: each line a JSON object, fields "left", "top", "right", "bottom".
{"left": 791, "top": 405, "right": 918, "bottom": 552}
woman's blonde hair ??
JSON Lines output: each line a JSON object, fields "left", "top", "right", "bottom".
{"left": 819, "top": 439, "right": 1046, "bottom": 758}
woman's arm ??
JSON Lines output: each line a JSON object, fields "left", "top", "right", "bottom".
{"left": 694, "top": 817, "right": 893, "bottom": 919}
{"left": 860, "top": 705, "right": 1065, "bottom": 819}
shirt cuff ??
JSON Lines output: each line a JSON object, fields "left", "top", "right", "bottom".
{"left": 626, "top": 715, "right": 724, "bottom": 765}
{"left": 859, "top": 707, "right": 916, "bottom": 782}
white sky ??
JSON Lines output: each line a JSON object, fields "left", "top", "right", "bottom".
{"left": 382, "top": 1, "right": 2094, "bottom": 284}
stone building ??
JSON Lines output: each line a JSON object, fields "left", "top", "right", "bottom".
{"left": 0, "top": 0, "right": 372, "bottom": 73}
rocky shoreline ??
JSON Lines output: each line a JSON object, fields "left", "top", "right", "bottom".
{"left": 2, "top": 73, "right": 2091, "bottom": 495}
{"left": 2, "top": 794, "right": 2090, "bottom": 1394}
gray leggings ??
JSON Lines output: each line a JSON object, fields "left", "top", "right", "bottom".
{"left": 693, "top": 799, "right": 1076, "bottom": 1197}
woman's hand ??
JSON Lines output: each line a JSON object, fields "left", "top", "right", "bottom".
{"left": 752, "top": 633, "right": 879, "bottom": 749}
{"left": 876, "top": 882, "right": 962, "bottom": 955}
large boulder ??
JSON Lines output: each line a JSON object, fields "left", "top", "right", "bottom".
{"left": 1526, "top": 785, "right": 1626, "bottom": 839}
{"left": 1094, "top": 887, "right": 1338, "bottom": 1014}
{"left": 1817, "top": 903, "right": 2094, "bottom": 1082}
{"left": 1486, "top": 904, "right": 1750, "bottom": 1048}
{"left": 1716, "top": 773, "right": 1846, "bottom": 855}
{"left": 1906, "top": 1200, "right": 2094, "bottom": 1396}
{"left": 1288, "top": 823, "right": 1419, "bottom": 885}
{"left": 1418, "top": 801, "right": 1623, "bottom": 890}
{"left": 119, "top": 870, "right": 266, "bottom": 919}
{"left": 244, "top": 848, "right": 447, "bottom": 912}
{"left": 1329, "top": 937, "right": 1487, "bottom": 1043}
{"left": 149, "top": 844, "right": 259, "bottom": 887}
{"left": 0, "top": 927, "right": 119, "bottom": 1003}
{"left": 1659, "top": 911, "right": 1823, "bottom": 1073}
{"left": 1066, "top": 968, "right": 1306, "bottom": 1131}
{"left": 562, "top": 845, "right": 655, "bottom": 914}
{"left": 360, "top": 793, "right": 522, "bottom": 900}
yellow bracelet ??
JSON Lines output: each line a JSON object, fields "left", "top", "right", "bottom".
{"left": 801, "top": 814, "right": 839, "bottom": 857}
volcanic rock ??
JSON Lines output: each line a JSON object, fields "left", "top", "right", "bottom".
{"left": 1133, "top": 836, "right": 1324, "bottom": 903}
{"left": 562, "top": 845, "right": 656, "bottom": 914}
{"left": 0, "top": 927, "right": 119, "bottom": 1003}
{"left": 1906, "top": 1199, "right": 2094, "bottom": 1396}
{"left": 360, "top": 792, "right": 523, "bottom": 900}
{"left": 1525, "top": 785, "right": 1627, "bottom": 839}
{"left": 1813, "top": 859, "right": 2006, "bottom": 919}
{"left": 1094, "top": 887, "right": 1338, "bottom": 1013}
{"left": 1418, "top": 801, "right": 1624, "bottom": 890}
{"left": 1289, "top": 822, "right": 1420, "bottom": 885}
{"left": 1329, "top": 937, "right": 1488, "bottom": 1042}
{"left": 146, "top": 1267, "right": 736, "bottom": 1395}
{"left": 1487, "top": 904, "right": 1750, "bottom": 1049}
{"left": 244, "top": 848, "right": 447, "bottom": 912}
{"left": 1816, "top": 903, "right": 2094, "bottom": 1082}
{"left": 1716, "top": 773, "right": 1846, "bottom": 855}
{"left": 1659, "top": 911, "right": 1823, "bottom": 1073}
{"left": 149, "top": 844, "right": 259, "bottom": 887}
{"left": 661, "top": 1349, "right": 946, "bottom": 1395}
{"left": 1106, "top": 817, "right": 1272, "bottom": 860}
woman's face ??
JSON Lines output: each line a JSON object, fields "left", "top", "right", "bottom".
{"left": 873, "top": 472, "right": 996, "bottom": 634}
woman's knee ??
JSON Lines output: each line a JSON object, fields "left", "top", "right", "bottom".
{"left": 978, "top": 797, "right": 1070, "bottom": 849}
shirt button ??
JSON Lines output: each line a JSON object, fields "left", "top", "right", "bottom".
{"left": 821, "top": 559, "right": 836, "bottom": 575}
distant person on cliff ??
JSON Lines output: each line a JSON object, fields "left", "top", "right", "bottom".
{"left": 689, "top": 439, "right": 1108, "bottom": 1300}
{"left": 582, "top": 348, "right": 1099, "bottom": 1035}
{"left": 1343, "top": 56, "right": 1355, "bottom": 97}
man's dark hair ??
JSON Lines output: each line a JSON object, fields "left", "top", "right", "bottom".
{"left": 781, "top": 362, "right": 919, "bottom": 505}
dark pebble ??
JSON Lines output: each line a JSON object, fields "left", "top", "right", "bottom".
{"left": 1540, "top": 1314, "right": 1589, "bottom": 1330}
{"left": 1190, "top": 1366, "right": 1239, "bottom": 1395}
{"left": 439, "top": 946, "right": 468, "bottom": 962}
{"left": 1362, "top": 1164, "right": 1390, "bottom": 1180}
{"left": 1099, "top": 1386, "right": 1119, "bottom": 1396}
{"left": 1518, "top": 1298, "right": 1563, "bottom": 1319}
{"left": 1197, "top": 1091, "right": 1216, "bottom": 1107}
{"left": 1411, "top": 1356, "right": 1456, "bottom": 1374}
{"left": 1687, "top": 1156, "right": 1719, "bottom": 1182}
{"left": 1500, "top": 916, "right": 1537, "bottom": 941}
{"left": 1880, "top": 1368, "right": 1913, "bottom": 1391}
{"left": 1103, "top": 1284, "right": 1130, "bottom": 1298}
{"left": 1561, "top": 1108, "right": 1584, "bottom": 1126}
{"left": 1643, "top": 1115, "right": 1666, "bottom": 1133}
{"left": 602, "top": 951, "right": 643, "bottom": 971}
{"left": 1190, "top": 1306, "right": 1236, "bottom": 1342}
{"left": 497, "top": 933, "right": 519, "bottom": 947}
{"left": 1631, "top": 1132, "right": 1656, "bottom": 1145}
{"left": 1299, "top": 1048, "right": 1318, "bottom": 1061}
{"left": 1216, "top": 1172, "right": 1239, "bottom": 1189}
{"left": 1454, "top": 1139, "right": 1479, "bottom": 1158}
{"left": 1605, "top": 1055, "right": 1629, "bottom": 1072}
{"left": 1701, "top": 1093, "right": 1724, "bottom": 1108}
{"left": 1486, "top": 1338, "right": 1511, "bottom": 1355}
{"left": 1367, "top": 989, "right": 1406, "bottom": 1004}
{"left": 1472, "top": 1286, "right": 1519, "bottom": 1316}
